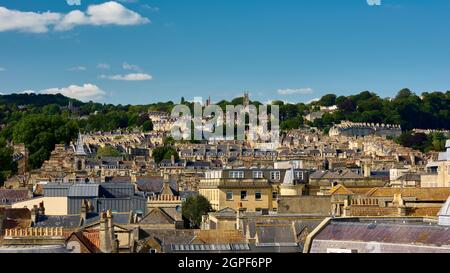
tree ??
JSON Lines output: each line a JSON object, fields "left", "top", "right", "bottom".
{"left": 0, "top": 143, "right": 17, "bottom": 186}
{"left": 319, "top": 94, "right": 337, "bottom": 107}
{"left": 281, "top": 116, "right": 303, "bottom": 131}
{"left": 96, "top": 146, "right": 123, "bottom": 158}
{"left": 182, "top": 195, "right": 213, "bottom": 228}
{"left": 142, "top": 120, "right": 153, "bottom": 131}
{"left": 152, "top": 146, "right": 179, "bottom": 164}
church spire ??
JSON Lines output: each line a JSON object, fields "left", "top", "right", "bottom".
{"left": 75, "top": 132, "right": 87, "bottom": 156}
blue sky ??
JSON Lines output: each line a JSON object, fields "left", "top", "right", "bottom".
{"left": 0, "top": 0, "right": 449, "bottom": 105}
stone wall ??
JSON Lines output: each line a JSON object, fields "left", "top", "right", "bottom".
{"left": 278, "top": 196, "right": 331, "bottom": 215}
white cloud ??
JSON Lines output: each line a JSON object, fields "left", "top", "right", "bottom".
{"left": 0, "top": 1, "right": 150, "bottom": 33}
{"left": 66, "top": 0, "right": 81, "bottom": 6}
{"left": 20, "top": 90, "right": 36, "bottom": 94}
{"left": 42, "top": 83, "right": 106, "bottom": 101}
{"left": 0, "top": 7, "right": 62, "bottom": 33}
{"left": 277, "top": 88, "right": 314, "bottom": 95}
{"left": 122, "top": 62, "right": 141, "bottom": 71}
{"left": 68, "top": 65, "right": 87, "bottom": 71}
{"left": 101, "top": 73, "right": 152, "bottom": 81}
{"left": 97, "top": 63, "right": 110, "bottom": 69}
{"left": 56, "top": 1, "right": 150, "bottom": 31}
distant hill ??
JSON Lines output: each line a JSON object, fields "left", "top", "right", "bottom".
{"left": 0, "top": 93, "right": 82, "bottom": 107}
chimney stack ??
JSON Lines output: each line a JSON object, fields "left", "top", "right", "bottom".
{"left": 31, "top": 205, "right": 38, "bottom": 225}
{"left": 80, "top": 200, "right": 88, "bottom": 223}
{"left": 363, "top": 163, "right": 371, "bottom": 178}
{"left": 38, "top": 201, "right": 45, "bottom": 216}
{"left": 99, "top": 210, "right": 116, "bottom": 253}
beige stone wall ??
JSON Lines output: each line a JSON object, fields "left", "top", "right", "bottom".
{"left": 12, "top": 197, "right": 68, "bottom": 215}
{"left": 421, "top": 161, "right": 450, "bottom": 187}
{"left": 199, "top": 187, "right": 275, "bottom": 212}
{"left": 218, "top": 188, "right": 274, "bottom": 212}
{"left": 278, "top": 196, "right": 331, "bottom": 215}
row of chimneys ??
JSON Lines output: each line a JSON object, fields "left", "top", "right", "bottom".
{"left": 30, "top": 202, "right": 45, "bottom": 225}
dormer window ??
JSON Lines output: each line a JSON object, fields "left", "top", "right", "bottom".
{"left": 270, "top": 171, "right": 280, "bottom": 181}
{"left": 253, "top": 171, "right": 263, "bottom": 179}
{"left": 230, "top": 171, "right": 244, "bottom": 179}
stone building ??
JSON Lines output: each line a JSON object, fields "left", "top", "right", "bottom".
{"left": 421, "top": 140, "right": 450, "bottom": 187}
{"left": 329, "top": 121, "right": 401, "bottom": 138}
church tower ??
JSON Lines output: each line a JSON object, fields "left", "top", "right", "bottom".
{"left": 74, "top": 132, "right": 87, "bottom": 172}
{"left": 243, "top": 92, "right": 250, "bottom": 107}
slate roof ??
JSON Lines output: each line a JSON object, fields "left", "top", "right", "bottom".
{"left": 138, "top": 208, "right": 176, "bottom": 225}
{"left": 0, "top": 189, "right": 29, "bottom": 205}
{"left": 139, "top": 229, "right": 197, "bottom": 245}
{"left": 135, "top": 176, "right": 178, "bottom": 195}
{"left": 254, "top": 220, "right": 297, "bottom": 245}
{"left": 310, "top": 169, "right": 363, "bottom": 180}
{"left": 34, "top": 215, "right": 81, "bottom": 228}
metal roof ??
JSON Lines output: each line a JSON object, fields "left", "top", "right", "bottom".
{"left": 68, "top": 184, "right": 99, "bottom": 197}
{"left": 314, "top": 221, "right": 450, "bottom": 246}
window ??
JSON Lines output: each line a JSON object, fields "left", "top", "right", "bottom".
{"left": 255, "top": 191, "right": 262, "bottom": 200}
{"left": 272, "top": 192, "right": 278, "bottom": 199}
{"left": 240, "top": 191, "right": 247, "bottom": 200}
{"left": 253, "top": 171, "right": 263, "bottom": 179}
{"left": 255, "top": 208, "right": 262, "bottom": 212}
{"left": 295, "top": 171, "right": 304, "bottom": 180}
{"left": 226, "top": 192, "right": 233, "bottom": 201}
{"left": 270, "top": 171, "right": 280, "bottom": 181}
{"left": 230, "top": 171, "right": 244, "bottom": 179}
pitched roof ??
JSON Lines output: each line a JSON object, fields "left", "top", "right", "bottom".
{"left": 68, "top": 230, "right": 101, "bottom": 253}
{"left": 0, "top": 208, "right": 31, "bottom": 229}
{"left": 138, "top": 208, "right": 176, "bottom": 225}
{"left": 329, "top": 184, "right": 355, "bottom": 195}
{"left": 0, "top": 189, "right": 29, "bottom": 205}
{"left": 255, "top": 221, "right": 297, "bottom": 245}
{"left": 365, "top": 187, "right": 450, "bottom": 201}
{"left": 315, "top": 221, "right": 450, "bottom": 246}
{"left": 68, "top": 184, "right": 99, "bottom": 197}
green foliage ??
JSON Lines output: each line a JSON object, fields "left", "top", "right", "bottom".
{"left": 152, "top": 146, "right": 179, "bottom": 164}
{"left": 96, "top": 146, "right": 123, "bottom": 158}
{"left": 396, "top": 132, "right": 449, "bottom": 152}
{"left": 163, "top": 136, "right": 175, "bottom": 146}
{"left": 182, "top": 195, "right": 213, "bottom": 228}
{"left": 319, "top": 94, "right": 337, "bottom": 107}
{"left": 300, "top": 90, "right": 450, "bottom": 131}
{"left": 142, "top": 120, "right": 153, "bottom": 131}
{"left": 0, "top": 141, "right": 17, "bottom": 186}
{"left": 12, "top": 114, "right": 79, "bottom": 169}
{"left": 0, "top": 93, "right": 78, "bottom": 107}
{"left": 281, "top": 116, "right": 303, "bottom": 131}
